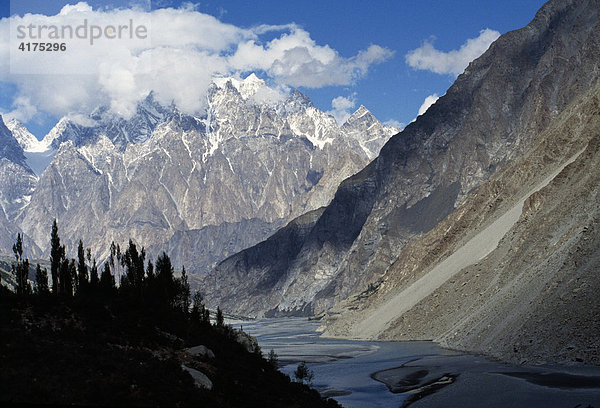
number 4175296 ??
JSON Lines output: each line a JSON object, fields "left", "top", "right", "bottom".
{"left": 18, "top": 42, "right": 66, "bottom": 51}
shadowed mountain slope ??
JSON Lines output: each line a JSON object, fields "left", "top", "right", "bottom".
{"left": 203, "top": 0, "right": 600, "bottom": 335}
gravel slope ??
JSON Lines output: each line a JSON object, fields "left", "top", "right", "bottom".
{"left": 349, "top": 149, "right": 583, "bottom": 340}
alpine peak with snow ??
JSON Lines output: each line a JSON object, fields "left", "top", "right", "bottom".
{"left": 0, "top": 74, "right": 399, "bottom": 276}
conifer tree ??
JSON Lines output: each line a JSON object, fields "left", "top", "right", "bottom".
{"left": 191, "top": 291, "right": 210, "bottom": 325}
{"left": 59, "top": 256, "right": 75, "bottom": 297}
{"left": 69, "top": 259, "right": 77, "bottom": 296}
{"left": 90, "top": 259, "right": 99, "bottom": 288}
{"left": 190, "top": 291, "right": 201, "bottom": 321}
{"left": 202, "top": 305, "right": 210, "bottom": 323}
{"left": 216, "top": 307, "right": 224, "bottom": 327}
{"left": 77, "top": 240, "right": 88, "bottom": 294}
{"left": 50, "top": 220, "right": 64, "bottom": 295}
{"left": 59, "top": 256, "right": 69, "bottom": 296}
{"left": 110, "top": 241, "right": 116, "bottom": 274}
{"left": 12, "top": 234, "right": 31, "bottom": 296}
{"left": 180, "top": 266, "right": 191, "bottom": 313}
{"left": 146, "top": 261, "right": 154, "bottom": 280}
{"left": 122, "top": 240, "right": 145, "bottom": 295}
{"left": 116, "top": 243, "right": 122, "bottom": 285}
{"left": 155, "top": 252, "right": 177, "bottom": 309}
{"left": 267, "top": 349, "right": 278, "bottom": 368}
{"left": 12, "top": 232, "right": 22, "bottom": 260}
{"left": 35, "top": 263, "right": 49, "bottom": 295}
{"left": 100, "top": 262, "right": 115, "bottom": 294}
{"left": 294, "top": 362, "right": 314, "bottom": 385}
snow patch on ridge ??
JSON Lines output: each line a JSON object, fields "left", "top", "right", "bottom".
{"left": 5, "top": 119, "right": 57, "bottom": 175}
{"left": 6, "top": 119, "right": 44, "bottom": 152}
{"left": 213, "top": 73, "right": 266, "bottom": 100}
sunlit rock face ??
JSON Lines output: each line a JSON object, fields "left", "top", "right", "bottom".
{"left": 3, "top": 76, "right": 396, "bottom": 275}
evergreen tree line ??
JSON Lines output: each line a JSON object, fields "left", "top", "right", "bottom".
{"left": 3, "top": 219, "right": 211, "bottom": 323}
{"left": 1, "top": 221, "right": 334, "bottom": 407}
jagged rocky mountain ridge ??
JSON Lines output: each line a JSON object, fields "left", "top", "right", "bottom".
{"left": 0, "top": 120, "right": 36, "bottom": 220}
{"left": 203, "top": 0, "right": 600, "bottom": 367}
{"left": 0, "top": 118, "right": 37, "bottom": 253}
{"left": 6, "top": 119, "right": 44, "bottom": 153}
{"left": 0, "top": 75, "right": 398, "bottom": 275}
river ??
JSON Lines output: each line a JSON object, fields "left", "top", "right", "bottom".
{"left": 239, "top": 317, "right": 600, "bottom": 408}
{"left": 239, "top": 317, "right": 456, "bottom": 407}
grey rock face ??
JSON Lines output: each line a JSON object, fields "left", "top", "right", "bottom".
{"left": 0, "top": 116, "right": 40, "bottom": 258}
{"left": 6, "top": 119, "right": 40, "bottom": 152}
{"left": 0, "top": 116, "right": 37, "bottom": 227}
{"left": 328, "top": 76, "right": 600, "bottom": 365}
{"left": 149, "top": 218, "right": 286, "bottom": 276}
{"left": 46, "top": 93, "right": 175, "bottom": 151}
{"left": 205, "top": 0, "right": 600, "bottom": 318}
{"left": 203, "top": 207, "right": 326, "bottom": 316}
{"left": 5, "top": 77, "right": 395, "bottom": 276}
{"left": 0, "top": 117, "right": 26, "bottom": 165}
{"left": 342, "top": 105, "right": 399, "bottom": 160}
{"left": 186, "top": 345, "right": 215, "bottom": 360}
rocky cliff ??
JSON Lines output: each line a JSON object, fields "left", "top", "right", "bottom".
{"left": 324, "top": 73, "right": 600, "bottom": 365}
{"left": 204, "top": 0, "right": 600, "bottom": 341}
{"left": 0, "top": 116, "right": 38, "bottom": 254}
{"left": 0, "top": 117, "right": 36, "bottom": 222}
{"left": 1, "top": 76, "right": 396, "bottom": 275}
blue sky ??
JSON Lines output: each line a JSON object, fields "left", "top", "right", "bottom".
{"left": 0, "top": 0, "right": 547, "bottom": 138}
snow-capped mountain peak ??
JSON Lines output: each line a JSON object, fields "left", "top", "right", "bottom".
{"left": 0, "top": 116, "right": 37, "bottom": 222}
{"left": 349, "top": 105, "right": 370, "bottom": 119}
{"left": 3, "top": 119, "right": 57, "bottom": 176}
{"left": 41, "top": 93, "right": 176, "bottom": 151}
{"left": 42, "top": 117, "right": 71, "bottom": 149}
{"left": 341, "top": 105, "right": 400, "bottom": 160}
{"left": 213, "top": 73, "right": 267, "bottom": 100}
{"left": 6, "top": 119, "right": 46, "bottom": 153}
{"left": 2, "top": 73, "right": 397, "bottom": 279}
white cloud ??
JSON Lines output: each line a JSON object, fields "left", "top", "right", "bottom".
{"left": 3, "top": 96, "right": 38, "bottom": 123}
{"left": 383, "top": 119, "right": 404, "bottom": 129}
{"left": 59, "top": 2, "right": 94, "bottom": 15}
{"left": 66, "top": 113, "right": 97, "bottom": 127}
{"left": 327, "top": 94, "right": 356, "bottom": 125}
{"left": 249, "top": 84, "right": 288, "bottom": 106}
{"left": 406, "top": 29, "right": 500, "bottom": 76}
{"left": 229, "top": 30, "right": 393, "bottom": 88}
{"left": 0, "top": 3, "right": 394, "bottom": 122}
{"left": 418, "top": 94, "right": 439, "bottom": 116}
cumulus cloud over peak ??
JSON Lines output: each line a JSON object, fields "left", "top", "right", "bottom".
{"left": 327, "top": 94, "right": 357, "bottom": 125}
{"left": 0, "top": 2, "right": 393, "bottom": 123}
{"left": 418, "top": 94, "right": 439, "bottom": 116}
{"left": 405, "top": 28, "right": 500, "bottom": 76}
{"left": 383, "top": 119, "right": 404, "bottom": 130}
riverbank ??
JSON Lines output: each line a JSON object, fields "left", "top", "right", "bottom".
{"left": 242, "top": 318, "right": 600, "bottom": 407}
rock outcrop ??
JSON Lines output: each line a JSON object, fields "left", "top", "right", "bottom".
{"left": 1, "top": 77, "right": 396, "bottom": 275}
{"left": 324, "top": 75, "right": 600, "bottom": 365}
{"left": 204, "top": 0, "right": 600, "bottom": 324}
